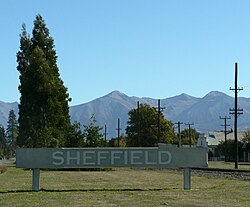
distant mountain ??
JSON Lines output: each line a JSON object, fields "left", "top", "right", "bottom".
{"left": 70, "top": 91, "right": 250, "bottom": 137}
{"left": 174, "top": 91, "right": 235, "bottom": 132}
{"left": 160, "top": 93, "right": 200, "bottom": 119}
{"left": 1, "top": 91, "right": 250, "bottom": 138}
{"left": 69, "top": 91, "right": 146, "bottom": 137}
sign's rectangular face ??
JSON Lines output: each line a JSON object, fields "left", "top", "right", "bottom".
{"left": 16, "top": 145, "right": 208, "bottom": 169}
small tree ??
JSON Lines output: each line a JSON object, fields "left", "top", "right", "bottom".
{"left": 242, "top": 130, "right": 250, "bottom": 157}
{"left": 83, "top": 114, "right": 104, "bottom": 147}
{"left": 179, "top": 128, "right": 199, "bottom": 145}
{"left": 0, "top": 125, "right": 7, "bottom": 158}
{"left": 242, "top": 130, "right": 250, "bottom": 147}
{"left": 114, "top": 134, "right": 127, "bottom": 147}
{"left": 65, "top": 122, "right": 85, "bottom": 147}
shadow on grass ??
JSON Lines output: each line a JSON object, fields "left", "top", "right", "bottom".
{"left": 0, "top": 187, "right": 177, "bottom": 194}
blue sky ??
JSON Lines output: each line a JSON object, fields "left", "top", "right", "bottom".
{"left": 1, "top": 0, "right": 250, "bottom": 106}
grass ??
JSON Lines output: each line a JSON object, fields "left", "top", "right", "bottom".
{"left": 0, "top": 163, "right": 249, "bottom": 207}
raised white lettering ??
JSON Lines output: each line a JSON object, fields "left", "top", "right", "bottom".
{"left": 111, "top": 151, "right": 123, "bottom": 165}
{"left": 124, "top": 150, "right": 128, "bottom": 165}
{"left": 83, "top": 151, "right": 95, "bottom": 165}
{"left": 66, "top": 151, "right": 80, "bottom": 165}
{"left": 131, "top": 151, "right": 143, "bottom": 165}
{"left": 158, "top": 151, "right": 172, "bottom": 165}
{"left": 97, "top": 151, "right": 109, "bottom": 165}
{"left": 52, "top": 151, "right": 64, "bottom": 165}
{"left": 145, "top": 151, "right": 157, "bottom": 165}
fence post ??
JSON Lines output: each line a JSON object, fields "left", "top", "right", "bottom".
{"left": 32, "top": 168, "right": 40, "bottom": 191}
{"left": 183, "top": 168, "right": 191, "bottom": 190}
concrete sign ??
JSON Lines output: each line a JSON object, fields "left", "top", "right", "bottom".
{"left": 16, "top": 145, "right": 207, "bottom": 169}
{"left": 16, "top": 145, "right": 208, "bottom": 191}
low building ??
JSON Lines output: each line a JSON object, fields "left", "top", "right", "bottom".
{"left": 206, "top": 131, "right": 245, "bottom": 161}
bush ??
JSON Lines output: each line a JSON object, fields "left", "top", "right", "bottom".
{"left": 0, "top": 165, "right": 7, "bottom": 174}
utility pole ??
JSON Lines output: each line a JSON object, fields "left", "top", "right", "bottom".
{"left": 229, "top": 62, "right": 243, "bottom": 169}
{"left": 104, "top": 124, "right": 107, "bottom": 147}
{"left": 219, "top": 116, "right": 231, "bottom": 143}
{"left": 172, "top": 126, "right": 178, "bottom": 134}
{"left": 137, "top": 101, "right": 140, "bottom": 146}
{"left": 175, "top": 121, "right": 183, "bottom": 148}
{"left": 185, "top": 122, "right": 194, "bottom": 148}
{"left": 157, "top": 99, "right": 165, "bottom": 143}
{"left": 116, "top": 118, "right": 122, "bottom": 147}
{"left": 219, "top": 116, "right": 231, "bottom": 162}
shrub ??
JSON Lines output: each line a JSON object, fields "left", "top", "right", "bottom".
{"left": 0, "top": 165, "right": 7, "bottom": 174}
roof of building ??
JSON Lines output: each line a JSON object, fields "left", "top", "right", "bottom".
{"left": 206, "top": 131, "right": 245, "bottom": 146}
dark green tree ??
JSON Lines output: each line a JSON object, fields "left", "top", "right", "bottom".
{"left": 17, "top": 15, "right": 71, "bottom": 147}
{"left": 217, "top": 140, "right": 244, "bottom": 162}
{"left": 126, "top": 103, "right": 176, "bottom": 147}
{"left": 83, "top": 114, "right": 104, "bottom": 147}
{"left": 0, "top": 125, "right": 7, "bottom": 158}
{"left": 6, "top": 110, "right": 18, "bottom": 155}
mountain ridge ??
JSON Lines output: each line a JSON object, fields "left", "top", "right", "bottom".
{"left": 1, "top": 91, "right": 250, "bottom": 138}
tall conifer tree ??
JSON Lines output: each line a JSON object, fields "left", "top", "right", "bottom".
{"left": 0, "top": 125, "right": 7, "bottom": 157}
{"left": 17, "top": 15, "right": 71, "bottom": 147}
{"left": 6, "top": 110, "right": 18, "bottom": 155}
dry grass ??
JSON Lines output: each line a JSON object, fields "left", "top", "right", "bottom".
{"left": 0, "top": 164, "right": 249, "bottom": 206}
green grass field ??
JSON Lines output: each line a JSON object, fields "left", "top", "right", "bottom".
{"left": 0, "top": 162, "right": 249, "bottom": 207}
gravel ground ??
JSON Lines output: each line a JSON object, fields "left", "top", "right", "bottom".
{"left": 192, "top": 169, "right": 250, "bottom": 180}
{"left": 0, "top": 158, "right": 15, "bottom": 165}
{"left": 132, "top": 167, "right": 250, "bottom": 180}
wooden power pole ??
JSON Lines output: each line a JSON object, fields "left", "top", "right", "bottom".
{"left": 229, "top": 62, "right": 243, "bottom": 169}
{"left": 175, "top": 121, "right": 183, "bottom": 148}
{"left": 219, "top": 116, "right": 231, "bottom": 143}
{"left": 116, "top": 118, "right": 122, "bottom": 147}
{"left": 185, "top": 122, "right": 194, "bottom": 148}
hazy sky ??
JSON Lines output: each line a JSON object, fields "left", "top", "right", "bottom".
{"left": 1, "top": 0, "right": 250, "bottom": 105}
